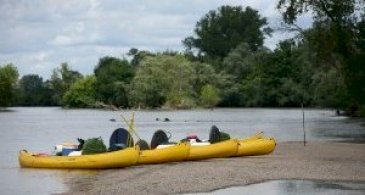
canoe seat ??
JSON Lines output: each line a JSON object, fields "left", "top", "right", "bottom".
{"left": 109, "top": 128, "right": 134, "bottom": 151}
{"left": 136, "top": 139, "right": 150, "bottom": 150}
{"left": 209, "top": 125, "right": 221, "bottom": 143}
{"left": 209, "top": 125, "right": 230, "bottom": 143}
{"left": 151, "top": 129, "right": 176, "bottom": 149}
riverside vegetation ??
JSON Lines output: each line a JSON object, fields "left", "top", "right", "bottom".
{"left": 1, "top": 1, "right": 364, "bottom": 116}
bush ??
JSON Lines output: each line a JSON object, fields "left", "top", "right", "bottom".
{"left": 200, "top": 84, "right": 220, "bottom": 108}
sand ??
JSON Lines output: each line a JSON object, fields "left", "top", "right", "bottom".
{"left": 61, "top": 142, "right": 365, "bottom": 195}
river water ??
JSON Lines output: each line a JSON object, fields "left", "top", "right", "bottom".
{"left": 190, "top": 180, "right": 365, "bottom": 195}
{"left": 0, "top": 107, "right": 364, "bottom": 194}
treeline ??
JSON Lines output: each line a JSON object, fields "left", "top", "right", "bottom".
{"left": 1, "top": 2, "right": 364, "bottom": 116}
{"left": 0, "top": 55, "right": 222, "bottom": 109}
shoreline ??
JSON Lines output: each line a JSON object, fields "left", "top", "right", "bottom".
{"left": 60, "top": 141, "right": 365, "bottom": 195}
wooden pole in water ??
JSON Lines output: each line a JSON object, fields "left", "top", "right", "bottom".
{"left": 302, "top": 103, "right": 306, "bottom": 146}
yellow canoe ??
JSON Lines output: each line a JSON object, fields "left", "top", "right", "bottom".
{"left": 18, "top": 147, "right": 140, "bottom": 169}
{"left": 235, "top": 137, "right": 276, "bottom": 157}
{"left": 188, "top": 139, "right": 239, "bottom": 161}
{"left": 137, "top": 142, "right": 190, "bottom": 165}
{"left": 18, "top": 133, "right": 276, "bottom": 169}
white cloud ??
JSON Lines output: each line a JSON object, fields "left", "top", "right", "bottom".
{"left": 32, "top": 51, "right": 52, "bottom": 62}
{"left": 0, "top": 0, "right": 313, "bottom": 79}
{"left": 50, "top": 22, "right": 102, "bottom": 46}
{"left": 0, "top": 50, "right": 54, "bottom": 77}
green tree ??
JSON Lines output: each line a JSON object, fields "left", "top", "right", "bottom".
{"left": 221, "top": 38, "right": 313, "bottom": 107}
{"left": 94, "top": 56, "right": 134, "bottom": 107}
{"left": 129, "top": 63, "right": 168, "bottom": 108}
{"left": 219, "top": 83, "right": 245, "bottom": 107}
{"left": 17, "top": 74, "right": 56, "bottom": 106}
{"left": 222, "top": 43, "right": 259, "bottom": 80}
{"left": 50, "top": 62, "right": 82, "bottom": 105}
{"left": 62, "top": 75, "right": 96, "bottom": 108}
{"left": 127, "top": 48, "right": 155, "bottom": 67}
{"left": 164, "top": 55, "right": 195, "bottom": 109}
{"left": 219, "top": 43, "right": 270, "bottom": 107}
{"left": 277, "top": 0, "right": 363, "bottom": 26}
{"left": 191, "top": 62, "right": 238, "bottom": 107}
{"left": 200, "top": 84, "right": 220, "bottom": 108}
{"left": 311, "top": 68, "right": 347, "bottom": 107}
{"left": 277, "top": 0, "right": 365, "bottom": 115}
{"left": 191, "top": 62, "right": 220, "bottom": 95}
{"left": 129, "top": 54, "right": 195, "bottom": 108}
{"left": 183, "top": 5, "right": 272, "bottom": 67}
{"left": 0, "top": 64, "right": 19, "bottom": 108}
{"left": 345, "top": 18, "right": 365, "bottom": 115}
{"left": 241, "top": 76, "right": 268, "bottom": 106}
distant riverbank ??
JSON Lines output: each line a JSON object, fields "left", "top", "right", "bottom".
{"left": 61, "top": 141, "right": 365, "bottom": 194}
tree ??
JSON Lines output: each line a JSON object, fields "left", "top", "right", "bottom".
{"left": 220, "top": 38, "right": 314, "bottom": 107}
{"left": 222, "top": 43, "right": 257, "bottom": 80}
{"left": 164, "top": 55, "right": 195, "bottom": 109}
{"left": 49, "top": 62, "right": 82, "bottom": 105}
{"left": 345, "top": 18, "right": 365, "bottom": 115}
{"left": 311, "top": 68, "right": 347, "bottom": 107}
{"left": 127, "top": 48, "right": 155, "bottom": 67}
{"left": 200, "top": 84, "right": 220, "bottom": 108}
{"left": 94, "top": 56, "right": 134, "bottom": 107}
{"left": 241, "top": 76, "right": 268, "bottom": 106}
{"left": 277, "top": 0, "right": 363, "bottom": 26}
{"left": 183, "top": 6, "right": 272, "bottom": 64}
{"left": 0, "top": 64, "right": 19, "bottom": 108}
{"left": 191, "top": 62, "right": 220, "bottom": 95}
{"left": 62, "top": 75, "right": 96, "bottom": 108}
{"left": 129, "top": 54, "right": 195, "bottom": 108}
{"left": 17, "top": 74, "right": 56, "bottom": 106}
{"left": 218, "top": 83, "right": 245, "bottom": 107}
{"left": 277, "top": 0, "right": 365, "bottom": 115}
{"left": 129, "top": 63, "right": 168, "bottom": 108}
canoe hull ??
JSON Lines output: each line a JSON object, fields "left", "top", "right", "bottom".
{"left": 18, "top": 147, "right": 139, "bottom": 169}
{"left": 235, "top": 137, "right": 276, "bottom": 157}
{"left": 188, "top": 139, "right": 239, "bottom": 161}
{"left": 137, "top": 142, "right": 190, "bottom": 165}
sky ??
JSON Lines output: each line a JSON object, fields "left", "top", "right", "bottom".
{"left": 0, "top": 0, "right": 313, "bottom": 79}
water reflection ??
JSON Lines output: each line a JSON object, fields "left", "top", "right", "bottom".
{"left": 188, "top": 180, "right": 365, "bottom": 195}
{"left": 2, "top": 168, "right": 66, "bottom": 194}
{"left": 310, "top": 117, "right": 365, "bottom": 142}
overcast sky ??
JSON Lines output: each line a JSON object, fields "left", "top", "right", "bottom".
{"left": 0, "top": 0, "right": 312, "bottom": 79}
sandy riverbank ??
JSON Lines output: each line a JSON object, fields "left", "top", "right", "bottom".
{"left": 61, "top": 141, "right": 365, "bottom": 195}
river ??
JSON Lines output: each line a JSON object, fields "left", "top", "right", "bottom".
{"left": 0, "top": 107, "right": 364, "bottom": 194}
